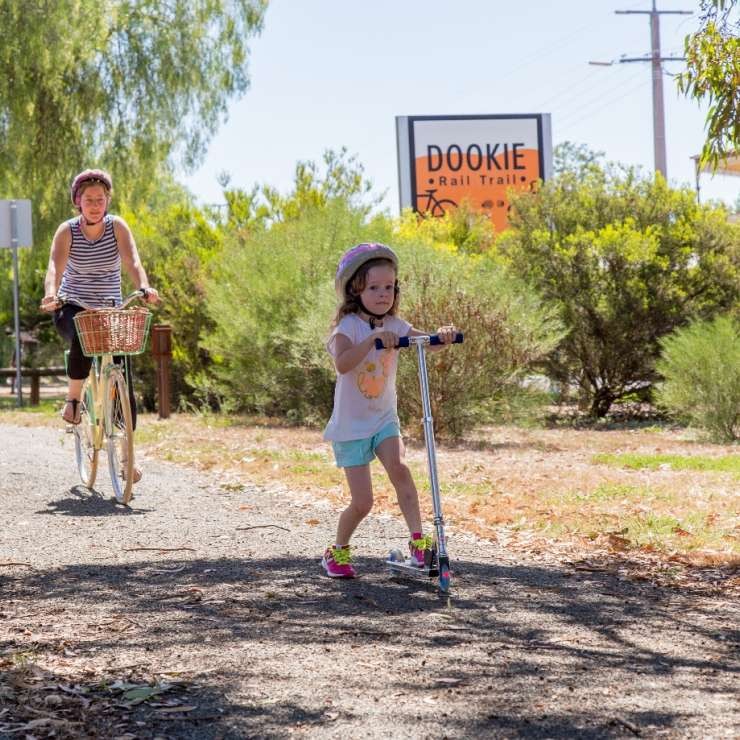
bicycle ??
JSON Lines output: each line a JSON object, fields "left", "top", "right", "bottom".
{"left": 61, "top": 289, "right": 152, "bottom": 504}
{"left": 415, "top": 189, "right": 457, "bottom": 218}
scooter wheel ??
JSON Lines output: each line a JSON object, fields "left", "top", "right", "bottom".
{"left": 388, "top": 548, "right": 404, "bottom": 563}
{"left": 438, "top": 568, "right": 451, "bottom": 593}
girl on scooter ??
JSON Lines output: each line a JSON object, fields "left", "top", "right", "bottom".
{"left": 322, "top": 243, "right": 457, "bottom": 578}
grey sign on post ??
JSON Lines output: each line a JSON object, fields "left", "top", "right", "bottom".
{"left": 0, "top": 200, "right": 33, "bottom": 248}
{"left": 0, "top": 199, "right": 34, "bottom": 407}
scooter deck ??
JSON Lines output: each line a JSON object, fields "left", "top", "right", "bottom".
{"left": 385, "top": 557, "right": 439, "bottom": 579}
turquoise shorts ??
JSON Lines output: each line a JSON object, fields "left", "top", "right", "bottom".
{"left": 331, "top": 422, "right": 401, "bottom": 468}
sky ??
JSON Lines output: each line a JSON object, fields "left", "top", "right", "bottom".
{"left": 180, "top": 0, "right": 738, "bottom": 213}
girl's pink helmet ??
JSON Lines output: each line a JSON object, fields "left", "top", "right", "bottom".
{"left": 70, "top": 169, "right": 113, "bottom": 208}
{"left": 335, "top": 243, "right": 398, "bottom": 299}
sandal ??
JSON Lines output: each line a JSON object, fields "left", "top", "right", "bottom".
{"left": 61, "top": 398, "right": 81, "bottom": 425}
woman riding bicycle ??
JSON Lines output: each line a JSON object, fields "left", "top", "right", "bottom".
{"left": 39, "top": 169, "right": 159, "bottom": 457}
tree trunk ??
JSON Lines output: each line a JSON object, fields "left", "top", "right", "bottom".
{"left": 590, "top": 388, "right": 614, "bottom": 418}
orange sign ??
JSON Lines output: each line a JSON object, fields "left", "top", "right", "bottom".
{"left": 396, "top": 115, "right": 552, "bottom": 232}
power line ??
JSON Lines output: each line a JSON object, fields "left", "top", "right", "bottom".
{"left": 556, "top": 76, "right": 653, "bottom": 133}
{"left": 499, "top": 0, "right": 649, "bottom": 85}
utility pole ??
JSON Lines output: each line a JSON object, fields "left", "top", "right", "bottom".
{"left": 615, "top": 1, "right": 692, "bottom": 178}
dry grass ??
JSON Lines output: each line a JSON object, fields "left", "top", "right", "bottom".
{"left": 4, "top": 403, "right": 738, "bottom": 586}
{"left": 133, "top": 413, "right": 739, "bottom": 569}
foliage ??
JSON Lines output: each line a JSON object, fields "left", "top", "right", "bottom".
{"left": 202, "top": 178, "right": 562, "bottom": 436}
{"left": 397, "top": 202, "right": 497, "bottom": 255}
{"left": 553, "top": 141, "right": 605, "bottom": 179}
{"left": 122, "top": 196, "right": 224, "bottom": 410}
{"left": 0, "top": 0, "right": 266, "bottom": 332}
{"left": 217, "top": 147, "right": 382, "bottom": 232}
{"left": 391, "top": 233, "right": 562, "bottom": 437}
{"left": 200, "top": 149, "right": 391, "bottom": 418}
{"left": 498, "top": 160, "right": 740, "bottom": 417}
{"left": 655, "top": 315, "right": 740, "bottom": 442}
{"left": 201, "top": 199, "right": 380, "bottom": 422}
{"left": 677, "top": 1, "right": 740, "bottom": 166}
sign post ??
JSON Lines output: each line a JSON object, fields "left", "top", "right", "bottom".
{"left": 0, "top": 200, "right": 33, "bottom": 407}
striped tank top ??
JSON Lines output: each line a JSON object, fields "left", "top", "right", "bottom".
{"left": 59, "top": 215, "right": 122, "bottom": 308}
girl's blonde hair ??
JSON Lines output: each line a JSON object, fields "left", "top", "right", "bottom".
{"left": 331, "top": 257, "right": 399, "bottom": 327}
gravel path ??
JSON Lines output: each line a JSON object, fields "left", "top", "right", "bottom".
{"left": 1, "top": 423, "right": 738, "bottom": 739}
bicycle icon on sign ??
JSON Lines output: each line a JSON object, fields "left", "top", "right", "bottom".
{"left": 415, "top": 189, "right": 457, "bottom": 218}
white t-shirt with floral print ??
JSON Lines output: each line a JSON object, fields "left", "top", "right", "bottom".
{"left": 323, "top": 314, "right": 411, "bottom": 442}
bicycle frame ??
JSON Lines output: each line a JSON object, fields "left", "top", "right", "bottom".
{"left": 83, "top": 352, "right": 118, "bottom": 448}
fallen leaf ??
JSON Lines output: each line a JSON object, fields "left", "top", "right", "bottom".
{"left": 155, "top": 705, "right": 197, "bottom": 713}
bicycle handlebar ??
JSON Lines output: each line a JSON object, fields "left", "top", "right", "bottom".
{"left": 374, "top": 332, "right": 464, "bottom": 350}
{"left": 57, "top": 289, "right": 150, "bottom": 311}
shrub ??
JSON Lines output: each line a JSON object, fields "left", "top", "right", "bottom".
{"left": 500, "top": 159, "right": 740, "bottom": 417}
{"left": 201, "top": 199, "right": 386, "bottom": 421}
{"left": 391, "top": 241, "right": 562, "bottom": 437}
{"left": 655, "top": 315, "right": 740, "bottom": 442}
{"left": 202, "top": 199, "right": 562, "bottom": 437}
{"left": 123, "top": 200, "right": 224, "bottom": 409}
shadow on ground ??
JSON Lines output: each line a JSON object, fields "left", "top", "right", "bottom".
{"left": 2, "top": 553, "right": 738, "bottom": 738}
{"left": 36, "top": 485, "right": 153, "bottom": 517}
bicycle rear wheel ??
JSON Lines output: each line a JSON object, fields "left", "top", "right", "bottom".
{"left": 74, "top": 377, "right": 99, "bottom": 488}
{"left": 104, "top": 366, "right": 134, "bottom": 504}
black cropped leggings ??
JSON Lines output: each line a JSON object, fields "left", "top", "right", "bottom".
{"left": 53, "top": 304, "right": 137, "bottom": 429}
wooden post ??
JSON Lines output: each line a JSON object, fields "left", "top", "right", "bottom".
{"left": 30, "top": 370, "right": 40, "bottom": 406}
{"left": 151, "top": 325, "right": 172, "bottom": 419}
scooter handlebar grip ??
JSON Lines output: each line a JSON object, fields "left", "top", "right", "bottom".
{"left": 429, "top": 331, "right": 464, "bottom": 346}
{"left": 374, "top": 336, "right": 410, "bottom": 350}
{"left": 374, "top": 333, "right": 463, "bottom": 349}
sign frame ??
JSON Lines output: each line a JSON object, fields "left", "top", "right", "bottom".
{"left": 396, "top": 113, "right": 552, "bottom": 229}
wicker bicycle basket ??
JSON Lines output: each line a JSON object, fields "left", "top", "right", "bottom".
{"left": 73, "top": 307, "right": 152, "bottom": 357}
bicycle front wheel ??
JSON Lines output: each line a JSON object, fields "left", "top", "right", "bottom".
{"left": 74, "top": 377, "right": 99, "bottom": 488}
{"left": 104, "top": 366, "right": 134, "bottom": 504}
{"left": 430, "top": 199, "right": 457, "bottom": 218}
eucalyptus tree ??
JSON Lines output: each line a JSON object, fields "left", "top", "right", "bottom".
{"left": 677, "top": 0, "right": 739, "bottom": 166}
{"left": 0, "top": 0, "right": 266, "bottom": 324}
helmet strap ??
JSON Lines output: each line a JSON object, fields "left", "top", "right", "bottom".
{"left": 358, "top": 298, "right": 388, "bottom": 329}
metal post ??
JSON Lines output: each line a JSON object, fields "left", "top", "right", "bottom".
{"left": 10, "top": 201, "right": 22, "bottom": 407}
{"left": 650, "top": 1, "right": 667, "bottom": 178}
{"left": 693, "top": 156, "right": 702, "bottom": 203}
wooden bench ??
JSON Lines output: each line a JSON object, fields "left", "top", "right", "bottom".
{"left": 0, "top": 366, "right": 66, "bottom": 405}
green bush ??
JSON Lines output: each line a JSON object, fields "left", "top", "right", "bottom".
{"left": 201, "top": 199, "right": 387, "bottom": 422}
{"left": 202, "top": 198, "right": 562, "bottom": 437}
{"left": 392, "top": 241, "right": 562, "bottom": 437}
{"left": 655, "top": 315, "right": 740, "bottom": 442}
{"left": 123, "top": 199, "right": 224, "bottom": 410}
{"left": 500, "top": 154, "right": 740, "bottom": 417}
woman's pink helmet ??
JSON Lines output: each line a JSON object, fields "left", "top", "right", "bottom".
{"left": 335, "top": 243, "right": 398, "bottom": 299}
{"left": 70, "top": 169, "right": 113, "bottom": 208}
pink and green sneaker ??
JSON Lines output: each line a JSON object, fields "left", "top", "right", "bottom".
{"left": 321, "top": 545, "right": 356, "bottom": 578}
{"left": 409, "top": 534, "right": 433, "bottom": 568}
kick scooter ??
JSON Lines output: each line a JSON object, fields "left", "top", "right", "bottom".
{"left": 376, "top": 332, "right": 463, "bottom": 593}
